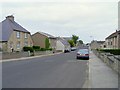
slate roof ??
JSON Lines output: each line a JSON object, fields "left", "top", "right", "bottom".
{"left": 62, "top": 37, "right": 72, "bottom": 41}
{"left": 97, "top": 41, "right": 105, "bottom": 44}
{"left": 58, "top": 37, "right": 70, "bottom": 46}
{"left": 37, "top": 32, "right": 56, "bottom": 39}
{"left": 91, "top": 40, "right": 105, "bottom": 44}
{"left": 0, "top": 15, "right": 30, "bottom": 41}
{"left": 106, "top": 30, "right": 120, "bottom": 39}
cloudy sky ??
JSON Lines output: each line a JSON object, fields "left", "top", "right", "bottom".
{"left": 0, "top": 0, "right": 119, "bottom": 43}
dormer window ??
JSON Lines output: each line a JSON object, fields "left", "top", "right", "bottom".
{"left": 16, "top": 31, "right": 20, "bottom": 38}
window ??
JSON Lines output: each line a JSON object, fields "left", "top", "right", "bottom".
{"left": 16, "top": 41, "right": 20, "bottom": 49}
{"left": 30, "top": 42, "right": 33, "bottom": 47}
{"left": 24, "top": 41, "right": 28, "bottom": 46}
{"left": 10, "top": 42, "right": 13, "bottom": 49}
{"left": 16, "top": 32, "right": 20, "bottom": 38}
{"left": 111, "top": 42, "right": 112, "bottom": 45}
{"left": 25, "top": 33, "right": 28, "bottom": 39}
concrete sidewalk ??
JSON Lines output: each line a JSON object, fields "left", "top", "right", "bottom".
{"left": 88, "top": 51, "right": 118, "bottom": 88}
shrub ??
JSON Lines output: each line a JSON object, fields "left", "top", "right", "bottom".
{"left": 0, "top": 48, "right": 2, "bottom": 51}
{"left": 33, "top": 46, "right": 40, "bottom": 50}
{"left": 40, "top": 48, "right": 46, "bottom": 51}
{"left": 23, "top": 47, "right": 34, "bottom": 52}
{"left": 99, "top": 49, "right": 120, "bottom": 55}
{"left": 45, "top": 38, "right": 50, "bottom": 49}
{"left": 46, "top": 48, "right": 53, "bottom": 51}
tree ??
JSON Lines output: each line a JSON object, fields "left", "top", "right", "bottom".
{"left": 68, "top": 40, "right": 75, "bottom": 47}
{"left": 45, "top": 38, "right": 50, "bottom": 49}
{"left": 79, "top": 40, "right": 83, "bottom": 44}
{"left": 72, "top": 35, "right": 79, "bottom": 45}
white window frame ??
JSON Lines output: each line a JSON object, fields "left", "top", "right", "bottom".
{"left": 16, "top": 31, "right": 20, "bottom": 38}
{"left": 25, "top": 33, "right": 28, "bottom": 39}
{"left": 24, "top": 41, "right": 28, "bottom": 46}
{"left": 16, "top": 41, "right": 20, "bottom": 49}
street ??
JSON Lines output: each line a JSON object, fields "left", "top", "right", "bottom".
{"left": 2, "top": 50, "right": 88, "bottom": 88}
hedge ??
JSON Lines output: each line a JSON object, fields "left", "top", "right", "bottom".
{"left": 40, "top": 48, "right": 46, "bottom": 51}
{"left": 23, "top": 47, "right": 53, "bottom": 52}
{"left": 33, "top": 46, "right": 40, "bottom": 50}
{"left": 23, "top": 47, "right": 34, "bottom": 52}
{"left": 98, "top": 49, "right": 120, "bottom": 55}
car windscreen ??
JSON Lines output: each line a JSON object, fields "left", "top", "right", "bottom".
{"left": 78, "top": 49, "right": 89, "bottom": 54}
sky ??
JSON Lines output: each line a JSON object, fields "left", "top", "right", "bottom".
{"left": 0, "top": 0, "right": 119, "bottom": 43}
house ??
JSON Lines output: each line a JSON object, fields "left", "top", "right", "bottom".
{"left": 0, "top": 15, "right": 33, "bottom": 52}
{"left": 62, "top": 37, "right": 72, "bottom": 41}
{"left": 90, "top": 40, "right": 105, "bottom": 50}
{"left": 32, "top": 32, "right": 57, "bottom": 49}
{"left": 56, "top": 37, "right": 71, "bottom": 52}
{"left": 105, "top": 30, "right": 120, "bottom": 49}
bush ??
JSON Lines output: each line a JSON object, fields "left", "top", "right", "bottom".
{"left": 23, "top": 47, "right": 34, "bottom": 52}
{"left": 46, "top": 48, "right": 53, "bottom": 51}
{"left": 40, "top": 48, "right": 46, "bottom": 51}
{"left": 0, "top": 48, "right": 2, "bottom": 51}
{"left": 33, "top": 46, "right": 40, "bottom": 50}
{"left": 45, "top": 38, "right": 50, "bottom": 49}
{"left": 99, "top": 49, "right": 120, "bottom": 55}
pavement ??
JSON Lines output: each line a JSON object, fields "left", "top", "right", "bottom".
{"left": 86, "top": 51, "right": 118, "bottom": 88}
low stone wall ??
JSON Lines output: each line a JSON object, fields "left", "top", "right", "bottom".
{"left": 33, "top": 51, "right": 53, "bottom": 56}
{"left": 2, "top": 52, "right": 29, "bottom": 60}
{"left": 1, "top": 51, "right": 54, "bottom": 60}
{"left": 93, "top": 50, "right": 120, "bottom": 75}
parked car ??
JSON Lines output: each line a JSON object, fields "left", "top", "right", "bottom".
{"left": 71, "top": 47, "right": 77, "bottom": 51}
{"left": 64, "top": 47, "right": 71, "bottom": 53}
{"left": 76, "top": 49, "right": 89, "bottom": 60}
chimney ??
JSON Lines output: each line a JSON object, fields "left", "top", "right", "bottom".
{"left": 6, "top": 15, "right": 14, "bottom": 21}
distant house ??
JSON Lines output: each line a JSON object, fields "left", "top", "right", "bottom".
{"left": 56, "top": 37, "right": 71, "bottom": 52}
{"left": 32, "top": 32, "right": 57, "bottom": 49}
{"left": 105, "top": 30, "right": 120, "bottom": 49}
{"left": 90, "top": 40, "right": 105, "bottom": 50}
{"left": 62, "top": 37, "right": 72, "bottom": 41}
{"left": 0, "top": 15, "right": 33, "bottom": 52}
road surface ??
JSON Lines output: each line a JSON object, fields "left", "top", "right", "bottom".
{"left": 2, "top": 51, "right": 88, "bottom": 88}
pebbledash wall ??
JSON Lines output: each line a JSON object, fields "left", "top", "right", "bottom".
{"left": 93, "top": 50, "right": 120, "bottom": 75}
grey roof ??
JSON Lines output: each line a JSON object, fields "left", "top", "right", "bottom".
{"left": 38, "top": 32, "right": 56, "bottom": 39}
{"left": 0, "top": 15, "right": 30, "bottom": 41}
{"left": 58, "top": 38, "right": 70, "bottom": 46}
{"left": 91, "top": 40, "right": 105, "bottom": 44}
{"left": 106, "top": 30, "right": 120, "bottom": 39}
{"left": 97, "top": 41, "right": 105, "bottom": 44}
{"left": 62, "top": 37, "right": 72, "bottom": 41}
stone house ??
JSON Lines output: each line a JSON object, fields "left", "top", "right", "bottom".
{"left": 32, "top": 32, "right": 57, "bottom": 50}
{"left": 0, "top": 15, "right": 33, "bottom": 52}
{"left": 105, "top": 30, "right": 120, "bottom": 49}
{"left": 90, "top": 40, "right": 105, "bottom": 50}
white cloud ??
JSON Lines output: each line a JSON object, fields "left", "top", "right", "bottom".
{"left": 1, "top": 2, "right": 118, "bottom": 43}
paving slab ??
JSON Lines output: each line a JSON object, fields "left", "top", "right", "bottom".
{"left": 89, "top": 51, "right": 118, "bottom": 88}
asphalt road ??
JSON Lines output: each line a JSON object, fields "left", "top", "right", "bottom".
{"left": 2, "top": 51, "right": 88, "bottom": 88}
